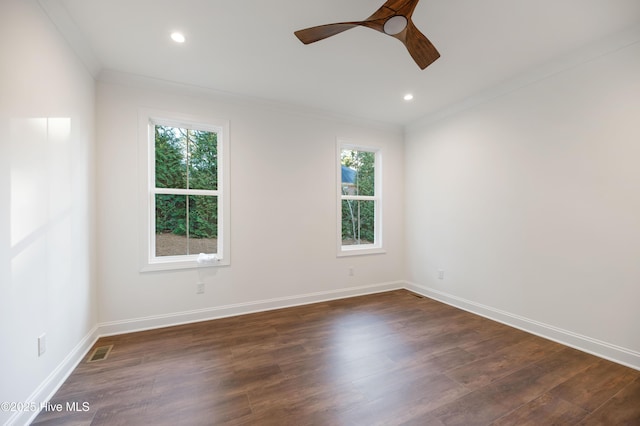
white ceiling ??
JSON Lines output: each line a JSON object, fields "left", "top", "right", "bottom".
{"left": 41, "top": 0, "right": 640, "bottom": 126}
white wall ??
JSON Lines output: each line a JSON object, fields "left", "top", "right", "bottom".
{"left": 405, "top": 38, "right": 640, "bottom": 368}
{"left": 0, "top": 0, "right": 97, "bottom": 424}
{"left": 96, "top": 74, "right": 405, "bottom": 330}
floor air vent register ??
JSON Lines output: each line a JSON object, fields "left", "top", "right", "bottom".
{"left": 87, "top": 345, "right": 113, "bottom": 362}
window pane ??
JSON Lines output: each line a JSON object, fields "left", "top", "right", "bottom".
{"left": 188, "top": 195, "right": 218, "bottom": 254}
{"left": 341, "top": 200, "right": 375, "bottom": 245}
{"left": 340, "top": 149, "right": 375, "bottom": 196}
{"left": 155, "top": 195, "right": 218, "bottom": 256}
{"left": 155, "top": 126, "right": 187, "bottom": 189}
{"left": 155, "top": 194, "right": 187, "bottom": 256}
{"left": 188, "top": 129, "right": 218, "bottom": 191}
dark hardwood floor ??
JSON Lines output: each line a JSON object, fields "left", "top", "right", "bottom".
{"left": 33, "top": 290, "right": 640, "bottom": 425}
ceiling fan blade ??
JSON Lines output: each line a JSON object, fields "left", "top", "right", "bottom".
{"left": 400, "top": 20, "right": 440, "bottom": 69}
{"left": 369, "top": 0, "right": 421, "bottom": 20}
{"left": 294, "top": 22, "right": 361, "bottom": 44}
{"left": 294, "top": 0, "right": 411, "bottom": 41}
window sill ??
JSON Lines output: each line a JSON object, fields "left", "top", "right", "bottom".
{"left": 337, "top": 247, "right": 386, "bottom": 257}
{"left": 141, "top": 256, "right": 229, "bottom": 272}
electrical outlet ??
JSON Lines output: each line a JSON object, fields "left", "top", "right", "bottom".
{"left": 38, "top": 334, "right": 46, "bottom": 356}
{"left": 196, "top": 282, "right": 205, "bottom": 294}
{"left": 437, "top": 269, "right": 445, "bottom": 280}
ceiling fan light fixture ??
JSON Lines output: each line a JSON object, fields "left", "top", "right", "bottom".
{"left": 383, "top": 15, "right": 408, "bottom": 35}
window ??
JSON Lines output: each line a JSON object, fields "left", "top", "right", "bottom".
{"left": 338, "top": 142, "right": 383, "bottom": 255}
{"left": 139, "top": 111, "right": 229, "bottom": 271}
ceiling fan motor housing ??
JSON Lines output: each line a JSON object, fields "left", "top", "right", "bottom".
{"left": 384, "top": 15, "right": 408, "bottom": 35}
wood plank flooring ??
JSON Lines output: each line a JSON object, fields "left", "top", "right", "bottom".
{"left": 32, "top": 290, "right": 640, "bottom": 425}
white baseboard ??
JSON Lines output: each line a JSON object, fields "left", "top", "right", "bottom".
{"left": 405, "top": 281, "right": 640, "bottom": 372}
{"left": 98, "top": 281, "right": 404, "bottom": 336}
{"left": 5, "top": 326, "right": 100, "bottom": 426}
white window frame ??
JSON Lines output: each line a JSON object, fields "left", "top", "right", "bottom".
{"left": 337, "top": 139, "right": 384, "bottom": 257}
{"left": 138, "top": 109, "right": 230, "bottom": 271}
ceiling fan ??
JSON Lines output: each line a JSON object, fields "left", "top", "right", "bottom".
{"left": 294, "top": 0, "right": 440, "bottom": 70}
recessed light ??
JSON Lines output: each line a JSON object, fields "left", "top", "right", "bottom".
{"left": 404, "top": 93, "right": 414, "bottom": 101}
{"left": 171, "top": 32, "right": 186, "bottom": 43}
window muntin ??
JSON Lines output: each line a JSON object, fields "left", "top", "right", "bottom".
{"left": 338, "top": 143, "right": 383, "bottom": 255}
